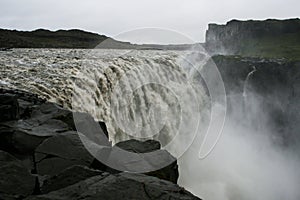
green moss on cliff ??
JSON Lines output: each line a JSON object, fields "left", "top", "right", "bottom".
{"left": 240, "top": 32, "right": 300, "bottom": 60}
{"left": 206, "top": 18, "right": 300, "bottom": 61}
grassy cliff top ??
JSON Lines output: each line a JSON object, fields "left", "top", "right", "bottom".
{"left": 206, "top": 18, "right": 300, "bottom": 61}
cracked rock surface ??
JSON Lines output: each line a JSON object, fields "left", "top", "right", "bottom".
{"left": 0, "top": 89, "right": 200, "bottom": 200}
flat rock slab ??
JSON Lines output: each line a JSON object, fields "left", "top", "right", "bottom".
{"left": 0, "top": 94, "right": 20, "bottom": 122}
{"left": 115, "top": 139, "right": 179, "bottom": 183}
{"left": 0, "top": 150, "right": 35, "bottom": 198}
{"left": 35, "top": 132, "right": 94, "bottom": 176}
{"left": 27, "top": 173, "right": 201, "bottom": 200}
{"left": 41, "top": 165, "right": 107, "bottom": 194}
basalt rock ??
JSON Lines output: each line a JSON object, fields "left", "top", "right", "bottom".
{"left": 27, "top": 173, "right": 200, "bottom": 200}
{"left": 0, "top": 94, "right": 19, "bottom": 122}
{"left": 41, "top": 165, "right": 107, "bottom": 194}
{"left": 0, "top": 150, "right": 36, "bottom": 198}
{"left": 117, "top": 139, "right": 179, "bottom": 184}
{"left": 210, "top": 55, "right": 300, "bottom": 146}
{"left": 35, "top": 132, "right": 95, "bottom": 176}
{"left": 205, "top": 18, "right": 300, "bottom": 59}
{"left": 91, "top": 139, "right": 179, "bottom": 184}
{"left": 0, "top": 89, "right": 198, "bottom": 199}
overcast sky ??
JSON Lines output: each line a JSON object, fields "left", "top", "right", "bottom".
{"left": 1, "top": 0, "right": 299, "bottom": 43}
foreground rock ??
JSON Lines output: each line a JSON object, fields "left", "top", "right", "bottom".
{"left": 116, "top": 139, "right": 179, "bottom": 184}
{"left": 28, "top": 173, "right": 200, "bottom": 200}
{"left": 0, "top": 94, "right": 19, "bottom": 122}
{"left": 35, "top": 132, "right": 95, "bottom": 176}
{"left": 0, "top": 150, "right": 36, "bottom": 198}
{"left": 41, "top": 165, "right": 107, "bottom": 194}
{"left": 0, "top": 89, "right": 200, "bottom": 199}
{"left": 0, "top": 91, "right": 75, "bottom": 157}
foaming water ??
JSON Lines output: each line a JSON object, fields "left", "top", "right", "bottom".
{"left": 0, "top": 49, "right": 210, "bottom": 146}
{"left": 0, "top": 49, "right": 81, "bottom": 105}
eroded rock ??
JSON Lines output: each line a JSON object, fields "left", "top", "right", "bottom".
{"left": 0, "top": 150, "right": 35, "bottom": 198}
{"left": 27, "top": 173, "right": 200, "bottom": 200}
{"left": 0, "top": 94, "right": 19, "bottom": 122}
{"left": 35, "top": 132, "right": 94, "bottom": 175}
{"left": 92, "top": 139, "right": 179, "bottom": 184}
{"left": 41, "top": 165, "right": 107, "bottom": 194}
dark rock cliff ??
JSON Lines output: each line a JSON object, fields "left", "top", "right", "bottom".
{"left": 210, "top": 55, "right": 300, "bottom": 148}
{"left": 205, "top": 18, "right": 300, "bottom": 59}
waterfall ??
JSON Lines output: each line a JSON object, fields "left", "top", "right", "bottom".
{"left": 0, "top": 49, "right": 211, "bottom": 155}
{"left": 71, "top": 50, "right": 213, "bottom": 161}
{"left": 243, "top": 66, "right": 257, "bottom": 99}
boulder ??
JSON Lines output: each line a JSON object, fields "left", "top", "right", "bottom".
{"left": 0, "top": 92, "right": 77, "bottom": 157}
{"left": 117, "top": 140, "right": 178, "bottom": 183}
{"left": 0, "top": 94, "right": 19, "bottom": 122}
{"left": 30, "top": 102, "right": 74, "bottom": 129}
{"left": 41, "top": 165, "right": 107, "bottom": 194}
{"left": 27, "top": 173, "right": 200, "bottom": 200}
{"left": 116, "top": 139, "right": 161, "bottom": 153}
{"left": 92, "top": 139, "right": 179, "bottom": 184}
{"left": 0, "top": 150, "right": 35, "bottom": 198}
{"left": 35, "top": 132, "right": 94, "bottom": 175}
{"left": 0, "top": 118, "right": 69, "bottom": 155}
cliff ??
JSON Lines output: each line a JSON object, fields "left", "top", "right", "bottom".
{"left": 210, "top": 55, "right": 300, "bottom": 147}
{"left": 205, "top": 18, "right": 300, "bottom": 60}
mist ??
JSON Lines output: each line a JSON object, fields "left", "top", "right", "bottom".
{"left": 178, "top": 79, "right": 300, "bottom": 199}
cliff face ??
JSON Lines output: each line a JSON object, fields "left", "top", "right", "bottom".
{"left": 205, "top": 19, "right": 300, "bottom": 60}
{"left": 211, "top": 55, "right": 300, "bottom": 147}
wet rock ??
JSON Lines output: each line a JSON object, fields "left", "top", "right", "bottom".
{"left": 212, "top": 55, "right": 300, "bottom": 146}
{"left": 0, "top": 150, "right": 35, "bottom": 197}
{"left": 117, "top": 140, "right": 178, "bottom": 183}
{"left": 0, "top": 91, "right": 75, "bottom": 156}
{"left": 92, "top": 139, "right": 179, "bottom": 184}
{"left": 73, "top": 112, "right": 110, "bottom": 144}
{"left": 52, "top": 110, "right": 76, "bottom": 131}
{"left": 30, "top": 102, "right": 74, "bottom": 130}
{"left": 0, "top": 88, "right": 198, "bottom": 199}
{"left": 116, "top": 139, "right": 161, "bottom": 153}
{"left": 35, "top": 132, "right": 94, "bottom": 175}
{"left": 0, "top": 94, "right": 19, "bottom": 122}
{"left": 0, "top": 128, "right": 46, "bottom": 154}
{"left": 18, "top": 99, "right": 35, "bottom": 119}
{"left": 0, "top": 118, "right": 69, "bottom": 155}
{"left": 27, "top": 173, "right": 200, "bottom": 200}
{"left": 41, "top": 165, "right": 107, "bottom": 194}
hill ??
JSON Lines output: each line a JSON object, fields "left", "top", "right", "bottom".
{"left": 0, "top": 28, "right": 197, "bottom": 50}
{"left": 0, "top": 28, "right": 113, "bottom": 48}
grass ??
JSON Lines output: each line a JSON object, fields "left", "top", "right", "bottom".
{"left": 239, "top": 32, "right": 300, "bottom": 61}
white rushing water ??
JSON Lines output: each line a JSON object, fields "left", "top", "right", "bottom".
{"left": 0, "top": 49, "right": 211, "bottom": 144}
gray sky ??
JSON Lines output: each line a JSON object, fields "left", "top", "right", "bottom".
{"left": 0, "top": 0, "right": 299, "bottom": 43}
